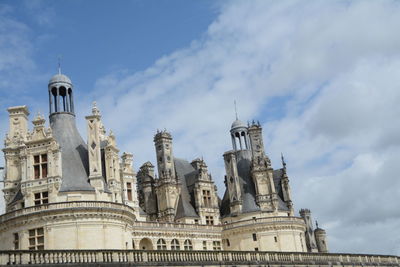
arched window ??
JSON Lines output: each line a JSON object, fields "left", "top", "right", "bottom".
{"left": 183, "top": 240, "right": 192, "bottom": 250}
{"left": 171, "top": 239, "right": 180, "bottom": 250}
{"left": 59, "top": 86, "right": 67, "bottom": 112}
{"left": 157, "top": 239, "right": 167, "bottom": 250}
{"left": 51, "top": 87, "right": 58, "bottom": 112}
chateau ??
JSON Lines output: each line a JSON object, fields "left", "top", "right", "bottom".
{"left": 0, "top": 72, "right": 329, "bottom": 253}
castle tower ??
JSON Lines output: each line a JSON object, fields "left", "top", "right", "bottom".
{"left": 248, "top": 122, "right": 278, "bottom": 211}
{"left": 300, "top": 209, "right": 318, "bottom": 252}
{"left": 315, "top": 222, "right": 329, "bottom": 253}
{"left": 154, "top": 130, "right": 180, "bottom": 222}
{"left": 191, "top": 158, "right": 220, "bottom": 225}
{"left": 137, "top": 162, "right": 158, "bottom": 220}
{"left": 48, "top": 73, "right": 94, "bottom": 193}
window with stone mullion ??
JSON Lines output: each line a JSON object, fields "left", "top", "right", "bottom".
{"left": 33, "top": 154, "right": 48, "bottom": 179}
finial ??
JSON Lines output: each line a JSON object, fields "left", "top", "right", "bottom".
{"left": 316, "top": 220, "right": 319, "bottom": 228}
{"left": 57, "top": 55, "right": 62, "bottom": 74}
{"left": 92, "top": 101, "right": 101, "bottom": 116}
{"left": 281, "top": 152, "right": 286, "bottom": 168}
{"left": 234, "top": 100, "right": 238, "bottom": 120}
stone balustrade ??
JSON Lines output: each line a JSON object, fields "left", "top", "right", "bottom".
{"left": 132, "top": 220, "right": 220, "bottom": 231}
{"left": 222, "top": 216, "right": 305, "bottom": 230}
{"left": 0, "top": 250, "right": 398, "bottom": 266}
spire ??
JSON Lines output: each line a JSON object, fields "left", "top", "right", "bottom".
{"left": 234, "top": 100, "right": 238, "bottom": 120}
{"left": 58, "top": 55, "right": 62, "bottom": 75}
{"left": 281, "top": 152, "right": 286, "bottom": 169}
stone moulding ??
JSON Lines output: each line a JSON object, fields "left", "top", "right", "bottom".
{"left": 0, "top": 250, "right": 399, "bottom": 266}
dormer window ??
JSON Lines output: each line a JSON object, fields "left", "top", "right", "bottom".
{"left": 34, "top": 154, "right": 48, "bottom": 179}
{"left": 202, "top": 190, "right": 211, "bottom": 207}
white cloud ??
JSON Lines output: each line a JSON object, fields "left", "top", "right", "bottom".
{"left": 85, "top": 0, "right": 400, "bottom": 254}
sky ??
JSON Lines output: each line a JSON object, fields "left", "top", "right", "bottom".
{"left": 0, "top": 0, "right": 400, "bottom": 255}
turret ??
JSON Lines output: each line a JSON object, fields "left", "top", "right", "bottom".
{"left": 48, "top": 72, "right": 74, "bottom": 115}
{"left": 315, "top": 222, "right": 329, "bottom": 253}
{"left": 153, "top": 130, "right": 180, "bottom": 222}
{"left": 248, "top": 121, "right": 265, "bottom": 159}
{"left": 230, "top": 119, "right": 250, "bottom": 150}
{"left": 248, "top": 121, "right": 278, "bottom": 211}
{"left": 48, "top": 72, "right": 94, "bottom": 193}
{"left": 299, "top": 209, "right": 318, "bottom": 252}
{"left": 154, "top": 130, "right": 176, "bottom": 180}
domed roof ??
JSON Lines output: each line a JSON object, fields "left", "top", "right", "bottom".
{"left": 231, "top": 119, "right": 246, "bottom": 129}
{"left": 49, "top": 73, "right": 72, "bottom": 85}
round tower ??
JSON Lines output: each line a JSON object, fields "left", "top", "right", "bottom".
{"left": 315, "top": 223, "right": 329, "bottom": 253}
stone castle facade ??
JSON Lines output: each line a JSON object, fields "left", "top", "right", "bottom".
{"left": 0, "top": 73, "right": 328, "bottom": 253}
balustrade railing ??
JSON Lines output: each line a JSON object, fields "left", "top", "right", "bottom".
{"left": 222, "top": 216, "right": 305, "bottom": 230}
{"left": 1, "top": 250, "right": 398, "bottom": 266}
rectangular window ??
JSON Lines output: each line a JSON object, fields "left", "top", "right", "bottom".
{"left": 203, "top": 241, "right": 207, "bottom": 250}
{"left": 205, "top": 216, "right": 214, "bottom": 225}
{"left": 29, "top": 228, "right": 44, "bottom": 250}
{"left": 226, "top": 239, "right": 230, "bottom": 247}
{"left": 274, "top": 236, "right": 278, "bottom": 242}
{"left": 33, "top": 154, "right": 48, "bottom": 179}
{"left": 255, "top": 247, "right": 259, "bottom": 251}
{"left": 252, "top": 233, "right": 257, "bottom": 241}
{"left": 13, "top": 233, "right": 19, "bottom": 250}
{"left": 127, "top": 182, "right": 132, "bottom": 201}
{"left": 34, "top": 192, "right": 49, "bottom": 206}
{"left": 202, "top": 190, "right": 211, "bottom": 207}
{"left": 212, "top": 241, "right": 221, "bottom": 250}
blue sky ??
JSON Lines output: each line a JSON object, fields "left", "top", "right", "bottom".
{"left": 1, "top": 0, "right": 400, "bottom": 255}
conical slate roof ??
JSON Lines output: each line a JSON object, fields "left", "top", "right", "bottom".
{"left": 50, "top": 113, "right": 94, "bottom": 192}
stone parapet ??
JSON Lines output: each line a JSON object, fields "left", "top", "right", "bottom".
{"left": 0, "top": 250, "right": 398, "bottom": 266}
{"left": 222, "top": 216, "right": 305, "bottom": 231}
{"left": 0, "top": 201, "right": 137, "bottom": 225}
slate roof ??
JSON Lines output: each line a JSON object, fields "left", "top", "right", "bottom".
{"left": 50, "top": 113, "right": 94, "bottom": 192}
{"left": 174, "top": 158, "right": 200, "bottom": 219}
{"left": 220, "top": 150, "right": 289, "bottom": 217}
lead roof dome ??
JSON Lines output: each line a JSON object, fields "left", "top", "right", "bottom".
{"left": 231, "top": 119, "right": 246, "bottom": 129}
{"left": 49, "top": 73, "right": 72, "bottom": 85}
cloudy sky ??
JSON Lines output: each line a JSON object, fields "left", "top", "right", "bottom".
{"left": 0, "top": 0, "right": 399, "bottom": 255}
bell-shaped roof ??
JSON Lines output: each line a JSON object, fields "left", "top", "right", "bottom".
{"left": 49, "top": 73, "right": 72, "bottom": 86}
